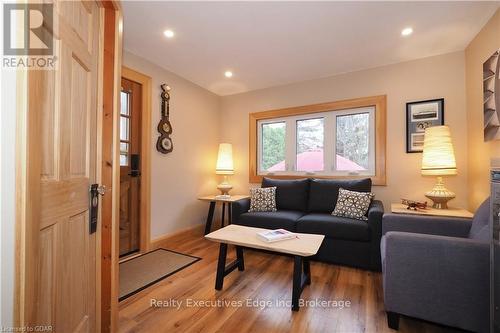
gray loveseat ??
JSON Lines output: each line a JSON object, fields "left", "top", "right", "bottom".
{"left": 232, "top": 177, "right": 385, "bottom": 271}
{"left": 381, "top": 198, "right": 490, "bottom": 332}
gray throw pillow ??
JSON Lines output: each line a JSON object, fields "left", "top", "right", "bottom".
{"left": 249, "top": 187, "right": 277, "bottom": 212}
{"left": 332, "top": 188, "right": 374, "bottom": 221}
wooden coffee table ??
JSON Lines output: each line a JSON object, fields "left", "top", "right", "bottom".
{"left": 205, "top": 224, "right": 325, "bottom": 311}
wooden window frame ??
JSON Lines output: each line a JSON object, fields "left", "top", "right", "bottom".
{"left": 249, "top": 95, "right": 387, "bottom": 185}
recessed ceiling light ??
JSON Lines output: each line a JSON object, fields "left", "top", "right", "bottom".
{"left": 401, "top": 27, "right": 413, "bottom": 36}
{"left": 224, "top": 71, "right": 233, "bottom": 78}
{"left": 163, "top": 29, "right": 175, "bottom": 38}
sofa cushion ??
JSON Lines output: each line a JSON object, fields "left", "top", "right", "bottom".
{"left": 262, "top": 178, "right": 310, "bottom": 212}
{"left": 235, "top": 210, "right": 305, "bottom": 232}
{"left": 248, "top": 187, "right": 277, "bottom": 212}
{"left": 297, "top": 213, "right": 371, "bottom": 241}
{"left": 308, "top": 178, "right": 372, "bottom": 213}
{"left": 332, "top": 188, "right": 374, "bottom": 221}
{"left": 468, "top": 198, "right": 490, "bottom": 240}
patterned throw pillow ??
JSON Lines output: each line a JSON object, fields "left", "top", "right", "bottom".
{"left": 249, "top": 187, "right": 277, "bottom": 212}
{"left": 332, "top": 188, "right": 374, "bottom": 221}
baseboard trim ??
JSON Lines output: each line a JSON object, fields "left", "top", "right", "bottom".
{"left": 150, "top": 224, "right": 205, "bottom": 250}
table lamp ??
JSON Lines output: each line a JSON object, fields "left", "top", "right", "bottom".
{"left": 421, "top": 125, "right": 457, "bottom": 209}
{"left": 216, "top": 143, "right": 234, "bottom": 198}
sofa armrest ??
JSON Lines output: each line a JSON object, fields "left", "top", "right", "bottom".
{"left": 231, "top": 198, "right": 250, "bottom": 223}
{"left": 368, "top": 200, "right": 384, "bottom": 232}
{"left": 382, "top": 232, "right": 489, "bottom": 332}
{"left": 367, "top": 200, "right": 384, "bottom": 270}
{"left": 382, "top": 213, "right": 472, "bottom": 238}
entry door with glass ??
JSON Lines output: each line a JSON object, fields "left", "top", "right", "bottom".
{"left": 120, "top": 78, "right": 143, "bottom": 256}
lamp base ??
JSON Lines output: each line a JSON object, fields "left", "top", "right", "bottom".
{"left": 216, "top": 184, "right": 233, "bottom": 196}
{"left": 217, "top": 175, "right": 233, "bottom": 196}
{"left": 425, "top": 176, "right": 455, "bottom": 209}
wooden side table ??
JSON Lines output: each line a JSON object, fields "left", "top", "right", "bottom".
{"left": 391, "top": 203, "right": 473, "bottom": 219}
{"left": 198, "top": 195, "right": 250, "bottom": 235}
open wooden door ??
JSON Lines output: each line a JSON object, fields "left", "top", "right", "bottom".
{"left": 15, "top": 1, "right": 107, "bottom": 331}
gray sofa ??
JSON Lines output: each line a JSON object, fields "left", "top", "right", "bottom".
{"left": 232, "top": 177, "right": 385, "bottom": 271}
{"left": 381, "top": 198, "right": 490, "bottom": 332}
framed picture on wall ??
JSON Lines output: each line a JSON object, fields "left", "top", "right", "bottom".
{"left": 406, "top": 98, "right": 444, "bottom": 153}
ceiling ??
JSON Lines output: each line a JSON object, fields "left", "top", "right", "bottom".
{"left": 122, "top": 1, "right": 499, "bottom": 96}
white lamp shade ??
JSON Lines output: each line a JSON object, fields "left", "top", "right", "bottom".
{"left": 421, "top": 126, "right": 457, "bottom": 176}
{"left": 216, "top": 143, "right": 234, "bottom": 175}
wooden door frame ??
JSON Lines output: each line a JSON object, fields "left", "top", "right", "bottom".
{"left": 14, "top": 50, "right": 37, "bottom": 330}
{"left": 13, "top": 1, "right": 123, "bottom": 332}
{"left": 121, "top": 67, "right": 152, "bottom": 254}
{"left": 100, "top": 1, "right": 123, "bottom": 332}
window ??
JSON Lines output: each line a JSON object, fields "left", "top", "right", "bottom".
{"left": 296, "top": 118, "right": 324, "bottom": 172}
{"left": 335, "top": 112, "right": 372, "bottom": 171}
{"left": 261, "top": 122, "right": 286, "bottom": 172}
{"left": 257, "top": 107, "right": 375, "bottom": 176}
{"left": 250, "top": 96, "right": 386, "bottom": 185}
{"left": 120, "top": 90, "right": 131, "bottom": 166}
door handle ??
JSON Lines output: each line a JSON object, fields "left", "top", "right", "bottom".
{"left": 97, "top": 185, "right": 107, "bottom": 195}
{"left": 89, "top": 184, "right": 106, "bottom": 234}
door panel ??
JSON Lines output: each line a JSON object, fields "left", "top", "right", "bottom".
{"left": 69, "top": 57, "right": 90, "bottom": 177}
{"left": 31, "top": 1, "right": 100, "bottom": 332}
{"left": 36, "top": 226, "right": 56, "bottom": 325}
{"left": 40, "top": 68, "right": 56, "bottom": 180}
{"left": 55, "top": 213, "right": 90, "bottom": 333}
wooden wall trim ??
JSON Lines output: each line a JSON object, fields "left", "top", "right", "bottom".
{"left": 100, "top": 6, "right": 115, "bottom": 333}
{"left": 95, "top": 7, "right": 105, "bottom": 331}
{"left": 96, "top": 2, "right": 122, "bottom": 331}
{"left": 99, "top": 2, "right": 122, "bottom": 332}
{"left": 121, "top": 66, "right": 152, "bottom": 253}
{"left": 110, "top": 7, "right": 123, "bottom": 333}
{"left": 249, "top": 95, "right": 387, "bottom": 185}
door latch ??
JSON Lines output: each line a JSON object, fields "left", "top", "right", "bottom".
{"left": 89, "top": 184, "right": 106, "bottom": 234}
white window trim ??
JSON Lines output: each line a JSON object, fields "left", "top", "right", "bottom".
{"left": 257, "top": 107, "right": 376, "bottom": 177}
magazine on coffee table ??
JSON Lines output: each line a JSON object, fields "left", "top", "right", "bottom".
{"left": 257, "top": 229, "right": 297, "bottom": 243}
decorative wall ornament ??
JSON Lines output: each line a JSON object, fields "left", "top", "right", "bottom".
{"left": 406, "top": 98, "right": 444, "bottom": 153}
{"left": 483, "top": 49, "right": 500, "bottom": 141}
{"left": 156, "top": 84, "right": 173, "bottom": 154}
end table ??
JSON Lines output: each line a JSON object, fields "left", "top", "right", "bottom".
{"left": 198, "top": 195, "right": 250, "bottom": 235}
{"left": 391, "top": 203, "right": 473, "bottom": 218}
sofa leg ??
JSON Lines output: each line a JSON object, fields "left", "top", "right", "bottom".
{"left": 387, "top": 312, "right": 400, "bottom": 330}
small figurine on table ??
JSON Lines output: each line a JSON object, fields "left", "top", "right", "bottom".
{"left": 401, "top": 199, "right": 428, "bottom": 211}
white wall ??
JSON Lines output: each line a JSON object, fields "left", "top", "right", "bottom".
{"left": 1, "top": 69, "right": 16, "bottom": 327}
{"left": 125, "top": 51, "right": 470, "bottom": 240}
{"left": 220, "top": 52, "right": 469, "bottom": 209}
{"left": 123, "top": 51, "right": 221, "bottom": 239}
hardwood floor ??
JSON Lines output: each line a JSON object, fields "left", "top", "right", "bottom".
{"left": 118, "top": 227, "right": 460, "bottom": 333}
